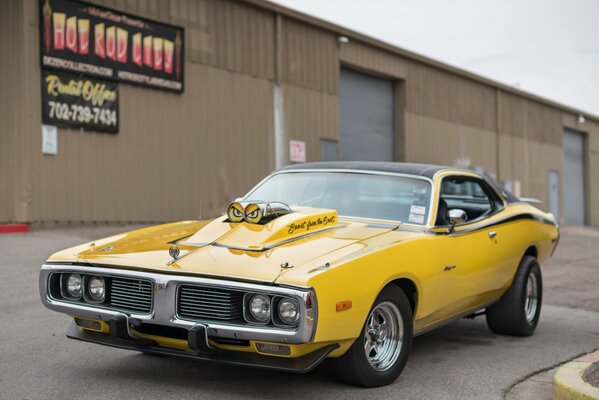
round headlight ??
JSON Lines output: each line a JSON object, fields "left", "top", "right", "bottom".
{"left": 88, "top": 276, "right": 105, "bottom": 301}
{"left": 278, "top": 298, "right": 299, "bottom": 324}
{"left": 65, "top": 274, "right": 82, "bottom": 298}
{"left": 250, "top": 294, "right": 270, "bottom": 322}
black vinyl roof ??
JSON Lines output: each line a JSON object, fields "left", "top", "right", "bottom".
{"left": 279, "top": 161, "right": 520, "bottom": 202}
{"left": 279, "top": 161, "right": 447, "bottom": 179}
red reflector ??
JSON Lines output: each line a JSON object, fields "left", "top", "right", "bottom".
{"left": 306, "top": 295, "right": 312, "bottom": 309}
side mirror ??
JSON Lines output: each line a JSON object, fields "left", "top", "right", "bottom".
{"left": 448, "top": 209, "right": 468, "bottom": 232}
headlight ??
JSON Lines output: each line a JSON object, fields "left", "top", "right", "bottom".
{"left": 250, "top": 294, "right": 270, "bottom": 322}
{"left": 278, "top": 298, "right": 299, "bottom": 324}
{"left": 88, "top": 276, "right": 105, "bottom": 302}
{"left": 65, "top": 274, "right": 82, "bottom": 299}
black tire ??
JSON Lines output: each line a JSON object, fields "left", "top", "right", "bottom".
{"left": 486, "top": 255, "right": 542, "bottom": 336}
{"left": 329, "top": 285, "right": 413, "bottom": 387}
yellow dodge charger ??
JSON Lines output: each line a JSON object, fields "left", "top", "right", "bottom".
{"left": 39, "top": 162, "right": 559, "bottom": 387}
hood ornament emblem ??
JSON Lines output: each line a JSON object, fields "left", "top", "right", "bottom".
{"left": 169, "top": 245, "right": 180, "bottom": 260}
{"left": 280, "top": 262, "right": 294, "bottom": 269}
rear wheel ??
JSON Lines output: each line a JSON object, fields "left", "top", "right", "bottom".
{"left": 329, "top": 285, "right": 413, "bottom": 387}
{"left": 486, "top": 256, "right": 542, "bottom": 336}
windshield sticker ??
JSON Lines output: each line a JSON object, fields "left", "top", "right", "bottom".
{"left": 410, "top": 205, "right": 426, "bottom": 215}
{"left": 408, "top": 213, "right": 425, "bottom": 224}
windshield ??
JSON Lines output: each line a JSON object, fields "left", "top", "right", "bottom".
{"left": 244, "top": 172, "right": 432, "bottom": 224}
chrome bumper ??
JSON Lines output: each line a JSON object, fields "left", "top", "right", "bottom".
{"left": 39, "top": 263, "right": 317, "bottom": 344}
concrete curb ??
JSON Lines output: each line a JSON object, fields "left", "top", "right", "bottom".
{"left": 553, "top": 357, "right": 599, "bottom": 400}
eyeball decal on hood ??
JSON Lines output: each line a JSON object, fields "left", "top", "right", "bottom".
{"left": 226, "top": 201, "right": 293, "bottom": 224}
{"left": 227, "top": 202, "right": 246, "bottom": 222}
{"left": 244, "top": 203, "right": 263, "bottom": 224}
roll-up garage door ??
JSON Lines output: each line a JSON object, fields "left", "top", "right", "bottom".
{"left": 563, "top": 129, "right": 586, "bottom": 225}
{"left": 339, "top": 69, "right": 394, "bottom": 161}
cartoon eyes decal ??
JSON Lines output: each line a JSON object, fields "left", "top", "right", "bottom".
{"left": 226, "top": 201, "right": 292, "bottom": 224}
{"left": 227, "top": 202, "right": 246, "bottom": 222}
{"left": 227, "top": 202, "right": 262, "bottom": 223}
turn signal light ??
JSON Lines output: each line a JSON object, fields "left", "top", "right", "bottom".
{"left": 336, "top": 300, "right": 352, "bottom": 312}
{"left": 256, "top": 343, "right": 291, "bottom": 356}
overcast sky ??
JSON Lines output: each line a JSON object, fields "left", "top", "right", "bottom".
{"left": 270, "top": 0, "right": 599, "bottom": 116}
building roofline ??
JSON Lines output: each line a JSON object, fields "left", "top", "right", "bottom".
{"left": 243, "top": 0, "right": 599, "bottom": 122}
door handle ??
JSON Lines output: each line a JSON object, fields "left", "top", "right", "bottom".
{"left": 488, "top": 231, "right": 497, "bottom": 239}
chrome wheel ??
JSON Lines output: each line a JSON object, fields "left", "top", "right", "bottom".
{"left": 524, "top": 273, "right": 538, "bottom": 323}
{"left": 364, "top": 301, "right": 403, "bottom": 372}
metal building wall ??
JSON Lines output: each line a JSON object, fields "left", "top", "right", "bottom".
{"left": 2, "top": 0, "right": 598, "bottom": 227}
{"left": 8, "top": 0, "right": 277, "bottom": 225}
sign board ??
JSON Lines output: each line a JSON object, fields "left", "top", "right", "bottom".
{"left": 289, "top": 140, "right": 306, "bottom": 163}
{"left": 42, "top": 124, "right": 58, "bottom": 155}
{"left": 39, "top": 0, "right": 184, "bottom": 92}
{"left": 41, "top": 69, "right": 119, "bottom": 132}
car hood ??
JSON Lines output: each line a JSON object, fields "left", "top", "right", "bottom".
{"left": 47, "top": 207, "right": 415, "bottom": 284}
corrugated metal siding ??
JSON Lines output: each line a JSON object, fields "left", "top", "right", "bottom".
{"left": 405, "top": 113, "right": 497, "bottom": 173}
{"left": 31, "top": 64, "right": 273, "bottom": 223}
{"left": 500, "top": 92, "right": 562, "bottom": 146}
{"left": 283, "top": 84, "right": 338, "bottom": 163}
{"left": 406, "top": 62, "right": 497, "bottom": 132}
{"left": 0, "top": 0, "right": 22, "bottom": 222}
{"left": 89, "top": 0, "right": 275, "bottom": 80}
{"left": 282, "top": 18, "right": 338, "bottom": 94}
{"left": 340, "top": 40, "right": 407, "bottom": 79}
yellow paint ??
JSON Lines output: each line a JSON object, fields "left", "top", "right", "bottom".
{"left": 52, "top": 174, "right": 558, "bottom": 360}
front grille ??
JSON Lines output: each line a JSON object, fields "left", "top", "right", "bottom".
{"left": 177, "top": 285, "right": 244, "bottom": 322}
{"left": 108, "top": 277, "right": 153, "bottom": 313}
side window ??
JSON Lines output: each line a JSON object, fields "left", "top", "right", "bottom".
{"left": 436, "top": 177, "right": 493, "bottom": 225}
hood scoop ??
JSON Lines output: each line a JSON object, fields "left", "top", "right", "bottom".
{"left": 182, "top": 207, "right": 339, "bottom": 251}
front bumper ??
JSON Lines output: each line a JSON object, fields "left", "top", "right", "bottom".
{"left": 66, "top": 318, "right": 337, "bottom": 373}
{"left": 39, "top": 263, "right": 317, "bottom": 344}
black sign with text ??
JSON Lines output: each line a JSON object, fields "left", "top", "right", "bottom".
{"left": 39, "top": 0, "right": 184, "bottom": 92}
{"left": 41, "top": 69, "right": 119, "bottom": 133}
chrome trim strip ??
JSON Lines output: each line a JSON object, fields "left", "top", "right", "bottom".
{"left": 40, "top": 264, "right": 317, "bottom": 344}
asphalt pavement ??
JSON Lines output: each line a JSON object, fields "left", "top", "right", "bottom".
{"left": 1, "top": 225, "right": 598, "bottom": 400}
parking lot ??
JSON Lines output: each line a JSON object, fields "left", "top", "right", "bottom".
{"left": 1, "top": 225, "right": 598, "bottom": 400}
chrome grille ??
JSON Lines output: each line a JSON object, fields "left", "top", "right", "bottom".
{"left": 108, "top": 277, "right": 153, "bottom": 313}
{"left": 177, "top": 285, "right": 244, "bottom": 322}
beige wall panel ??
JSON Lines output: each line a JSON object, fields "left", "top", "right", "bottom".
{"left": 500, "top": 92, "right": 562, "bottom": 146}
{"left": 282, "top": 18, "right": 338, "bottom": 94}
{"left": 0, "top": 0, "right": 24, "bottom": 222}
{"left": 282, "top": 84, "right": 338, "bottom": 163}
{"left": 405, "top": 62, "right": 497, "bottom": 132}
{"left": 404, "top": 113, "right": 497, "bottom": 173}
{"left": 88, "top": 0, "right": 275, "bottom": 80}
{"left": 340, "top": 40, "right": 407, "bottom": 79}
{"left": 30, "top": 64, "right": 273, "bottom": 224}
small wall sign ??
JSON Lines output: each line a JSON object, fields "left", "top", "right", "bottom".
{"left": 289, "top": 140, "right": 306, "bottom": 163}
{"left": 42, "top": 124, "right": 58, "bottom": 155}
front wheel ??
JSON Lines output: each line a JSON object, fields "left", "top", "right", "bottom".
{"left": 486, "top": 255, "right": 543, "bottom": 336}
{"left": 329, "top": 285, "right": 413, "bottom": 387}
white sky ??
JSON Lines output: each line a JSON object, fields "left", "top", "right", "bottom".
{"left": 270, "top": 0, "right": 599, "bottom": 116}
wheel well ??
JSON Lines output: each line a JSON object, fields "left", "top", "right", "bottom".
{"left": 524, "top": 245, "right": 538, "bottom": 259}
{"left": 389, "top": 278, "right": 417, "bottom": 314}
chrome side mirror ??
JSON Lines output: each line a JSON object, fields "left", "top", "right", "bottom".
{"left": 448, "top": 209, "right": 468, "bottom": 232}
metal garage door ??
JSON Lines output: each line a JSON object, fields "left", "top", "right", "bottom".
{"left": 339, "top": 69, "right": 394, "bottom": 161}
{"left": 563, "top": 129, "right": 586, "bottom": 225}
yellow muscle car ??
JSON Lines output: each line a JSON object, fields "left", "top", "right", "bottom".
{"left": 39, "top": 162, "right": 559, "bottom": 387}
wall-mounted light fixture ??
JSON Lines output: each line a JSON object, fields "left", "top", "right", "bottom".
{"left": 577, "top": 114, "right": 586, "bottom": 125}
{"left": 337, "top": 36, "right": 349, "bottom": 44}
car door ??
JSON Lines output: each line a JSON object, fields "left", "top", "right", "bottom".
{"left": 429, "top": 175, "right": 506, "bottom": 320}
